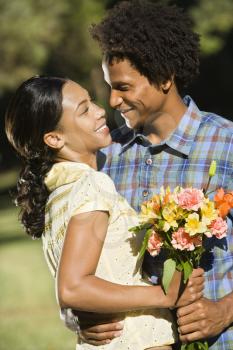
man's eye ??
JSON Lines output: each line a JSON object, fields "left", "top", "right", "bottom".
{"left": 119, "top": 86, "right": 129, "bottom": 91}
{"left": 114, "top": 85, "right": 129, "bottom": 91}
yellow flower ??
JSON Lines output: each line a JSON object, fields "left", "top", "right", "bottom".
{"left": 209, "top": 160, "right": 216, "bottom": 177}
{"left": 185, "top": 213, "right": 207, "bottom": 236}
{"left": 201, "top": 198, "right": 218, "bottom": 225}
{"left": 163, "top": 221, "right": 171, "bottom": 232}
{"left": 162, "top": 202, "right": 179, "bottom": 230}
{"left": 140, "top": 195, "right": 161, "bottom": 220}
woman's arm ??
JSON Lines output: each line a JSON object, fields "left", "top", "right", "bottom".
{"left": 57, "top": 211, "right": 203, "bottom": 313}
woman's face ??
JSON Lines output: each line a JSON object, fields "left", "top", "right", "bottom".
{"left": 58, "top": 80, "right": 111, "bottom": 155}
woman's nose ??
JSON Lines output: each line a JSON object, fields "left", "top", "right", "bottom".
{"left": 95, "top": 104, "right": 106, "bottom": 119}
{"left": 109, "top": 90, "right": 123, "bottom": 109}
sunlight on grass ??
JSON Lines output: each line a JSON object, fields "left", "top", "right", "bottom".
{"left": 0, "top": 192, "right": 76, "bottom": 350}
{"left": 0, "top": 168, "right": 19, "bottom": 191}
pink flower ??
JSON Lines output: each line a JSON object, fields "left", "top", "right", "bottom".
{"left": 208, "top": 217, "right": 228, "bottom": 239}
{"left": 171, "top": 227, "right": 202, "bottom": 251}
{"left": 175, "top": 188, "right": 204, "bottom": 211}
{"left": 147, "top": 231, "right": 163, "bottom": 256}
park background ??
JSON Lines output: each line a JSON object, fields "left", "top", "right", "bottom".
{"left": 0, "top": 0, "right": 232, "bottom": 349}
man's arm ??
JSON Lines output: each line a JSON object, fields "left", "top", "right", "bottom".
{"left": 60, "top": 308, "right": 124, "bottom": 346}
{"left": 77, "top": 312, "right": 124, "bottom": 346}
{"left": 177, "top": 293, "right": 233, "bottom": 342}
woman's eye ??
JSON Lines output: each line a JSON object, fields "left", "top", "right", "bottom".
{"left": 79, "top": 98, "right": 93, "bottom": 115}
{"left": 79, "top": 106, "right": 89, "bottom": 115}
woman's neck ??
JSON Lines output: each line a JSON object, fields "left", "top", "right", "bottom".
{"left": 56, "top": 151, "right": 98, "bottom": 170}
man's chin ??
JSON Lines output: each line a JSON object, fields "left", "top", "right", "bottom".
{"left": 125, "top": 120, "right": 134, "bottom": 129}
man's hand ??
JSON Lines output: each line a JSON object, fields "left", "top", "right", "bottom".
{"left": 175, "top": 268, "right": 204, "bottom": 308}
{"left": 77, "top": 311, "right": 124, "bottom": 346}
{"left": 177, "top": 296, "right": 233, "bottom": 342}
{"left": 79, "top": 321, "right": 123, "bottom": 346}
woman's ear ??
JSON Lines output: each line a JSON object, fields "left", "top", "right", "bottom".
{"left": 43, "top": 131, "right": 64, "bottom": 150}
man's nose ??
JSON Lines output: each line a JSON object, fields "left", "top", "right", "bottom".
{"left": 109, "top": 90, "right": 123, "bottom": 109}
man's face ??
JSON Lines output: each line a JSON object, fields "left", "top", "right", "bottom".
{"left": 102, "top": 58, "right": 168, "bottom": 130}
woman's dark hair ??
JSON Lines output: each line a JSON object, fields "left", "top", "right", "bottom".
{"left": 90, "top": 0, "right": 200, "bottom": 90}
{"left": 5, "top": 76, "right": 68, "bottom": 238}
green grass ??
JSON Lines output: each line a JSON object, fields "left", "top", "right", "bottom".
{"left": 0, "top": 168, "right": 19, "bottom": 191}
{"left": 0, "top": 191, "right": 76, "bottom": 350}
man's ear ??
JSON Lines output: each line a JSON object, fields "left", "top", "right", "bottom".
{"left": 43, "top": 131, "right": 64, "bottom": 150}
{"left": 161, "top": 79, "right": 172, "bottom": 94}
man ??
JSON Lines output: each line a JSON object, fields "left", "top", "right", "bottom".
{"left": 67, "top": 1, "right": 233, "bottom": 348}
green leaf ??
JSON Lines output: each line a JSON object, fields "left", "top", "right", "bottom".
{"left": 176, "top": 263, "right": 183, "bottom": 272}
{"left": 162, "top": 258, "right": 176, "bottom": 294}
{"left": 129, "top": 222, "right": 152, "bottom": 233}
{"left": 198, "top": 341, "right": 209, "bottom": 350}
{"left": 138, "top": 229, "right": 153, "bottom": 260}
{"left": 182, "top": 260, "right": 193, "bottom": 284}
{"left": 180, "top": 341, "right": 209, "bottom": 350}
{"left": 181, "top": 345, "right": 187, "bottom": 350}
{"left": 158, "top": 219, "right": 165, "bottom": 230}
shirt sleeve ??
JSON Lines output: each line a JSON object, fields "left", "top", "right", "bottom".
{"left": 68, "top": 171, "right": 118, "bottom": 218}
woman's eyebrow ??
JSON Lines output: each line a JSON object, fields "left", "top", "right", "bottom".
{"left": 75, "top": 98, "right": 88, "bottom": 112}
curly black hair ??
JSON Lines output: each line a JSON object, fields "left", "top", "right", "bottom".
{"left": 5, "top": 76, "right": 68, "bottom": 238}
{"left": 90, "top": 0, "right": 200, "bottom": 90}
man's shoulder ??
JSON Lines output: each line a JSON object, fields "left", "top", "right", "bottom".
{"left": 201, "top": 111, "right": 233, "bottom": 136}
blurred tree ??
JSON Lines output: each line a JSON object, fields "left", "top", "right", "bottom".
{"left": 0, "top": 0, "right": 232, "bottom": 170}
{"left": 189, "top": 0, "right": 233, "bottom": 55}
{"left": 0, "top": 0, "right": 110, "bottom": 169}
{"left": 186, "top": 0, "right": 233, "bottom": 118}
{"left": 45, "top": 0, "right": 108, "bottom": 101}
{"left": 0, "top": 0, "right": 68, "bottom": 93}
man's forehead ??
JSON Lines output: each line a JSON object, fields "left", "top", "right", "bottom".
{"left": 102, "top": 60, "right": 111, "bottom": 85}
{"left": 102, "top": 59, "right": 138, "bottom": 85}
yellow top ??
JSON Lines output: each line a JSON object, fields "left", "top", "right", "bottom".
{"left": 42, "top": 161, "right": 176, "bottom": 349}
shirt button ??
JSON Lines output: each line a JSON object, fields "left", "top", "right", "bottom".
{"left": 145, "top": 158, "right": 152, "bottom": 165}
{"left": 143, "top": 190, "right": 149, "bottom": 197}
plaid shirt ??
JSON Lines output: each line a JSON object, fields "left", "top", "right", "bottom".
{"left": 100, "top": 96, "right": 233, "bottom": 349}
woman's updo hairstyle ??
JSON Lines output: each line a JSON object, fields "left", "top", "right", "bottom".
{"left": 5, "top": 76, "right": 68, "bottom": 238}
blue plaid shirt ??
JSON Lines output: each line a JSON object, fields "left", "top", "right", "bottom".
{"left": 100, "top": 96, "right": 233, "bottom": 349}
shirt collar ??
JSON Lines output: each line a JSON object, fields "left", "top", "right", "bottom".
{"left": 118, "top": 96, "right": 203, "bottom": 157}
{"left": 44, "top": 161, "right": 92, "bottom": 192}
{"left": 165, "top": 96, "right": 203, "bottom": 156}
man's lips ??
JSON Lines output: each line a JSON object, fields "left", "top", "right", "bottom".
{"left": 118, "top": 108, "right": 133, "bottom": 117}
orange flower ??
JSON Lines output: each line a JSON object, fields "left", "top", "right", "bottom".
{"left": 214, "top": 188, "right": 233, "bottom": 218}
{"left": 163, "top": 192, "right": 171, "bottom": 205}
{"left": 153, "top": 202, "right": 161, "bottom": 212}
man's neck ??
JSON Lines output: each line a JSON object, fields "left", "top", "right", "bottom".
{"left": 142, "top": 93, "right": 187, "bottom": 144}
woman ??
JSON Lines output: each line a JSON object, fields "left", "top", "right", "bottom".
{"left": 5, "top": 76, "right": 204, "bottom": 350}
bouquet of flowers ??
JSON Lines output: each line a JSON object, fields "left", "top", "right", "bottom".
{"left": 130, "top": 161, "right": 233, "bottom": 350}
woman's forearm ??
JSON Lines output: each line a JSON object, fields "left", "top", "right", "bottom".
{"left": 57, "top": 212, "right": 181, "bottom": 313}
{"left": 58, "top": 274, "right": 177, "bottom": 313}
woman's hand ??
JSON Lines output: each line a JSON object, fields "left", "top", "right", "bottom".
{"left": 175, "top": 268, "right": 204, "bottom": 308}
